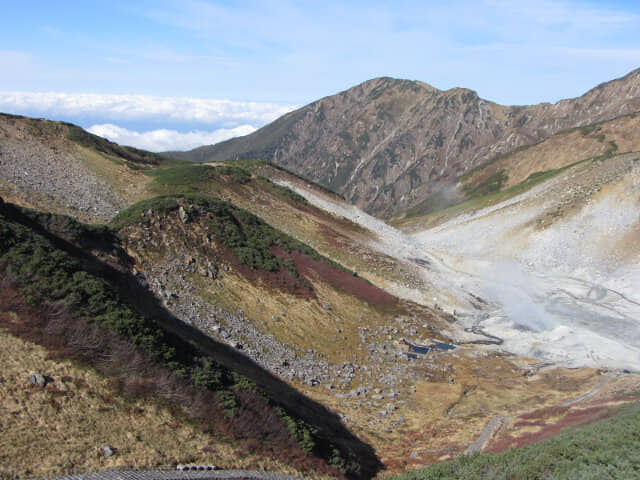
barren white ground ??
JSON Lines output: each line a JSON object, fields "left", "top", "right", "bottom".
{"left": 277, "top": 154, "right": 640, "bottom": 371}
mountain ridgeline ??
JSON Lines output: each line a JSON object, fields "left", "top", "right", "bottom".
{"left": 170, "top": 69, "right": 640, "bottom": 218}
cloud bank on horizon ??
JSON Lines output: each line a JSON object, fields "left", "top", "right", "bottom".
{"left": 1, "top": 0, "right": 639, "bottom": 151}
{"left": 87, "top": 123, "right": 256, "bottom": 152}
{"left": 0, "top": 92, "right": 296, "bottom": 151}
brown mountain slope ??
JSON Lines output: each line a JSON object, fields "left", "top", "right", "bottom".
{"left": 171, "top": 69, "right": 640, "bottom": 218}
{"left": 394, "top": 110, "right": 640, "bottom": 227}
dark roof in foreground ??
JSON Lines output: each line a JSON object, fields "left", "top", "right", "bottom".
{"left": 34, "top": 470, "right": 308, "bottom": 480}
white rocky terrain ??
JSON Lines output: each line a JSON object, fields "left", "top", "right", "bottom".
{"left": 277, "top": 151, "right": 640, "bottom": 372}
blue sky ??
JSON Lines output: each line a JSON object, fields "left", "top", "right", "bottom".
{"left": 1, "top": 0, "right": 639, "bottom": 151}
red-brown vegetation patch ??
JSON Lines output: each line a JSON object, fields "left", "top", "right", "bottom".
{"left": 319, "top": 224, "right": 348, "bottom": 249}
{"left": 612, "top": 391, "right": 640, "bottom": 402}
{"left": 518, "top": 405, "right": 569, "bottom": 420}
{"left": 216, "top": 244, "right": 316, "bottom": 300}
{"left": 271, "top": 246, "right": 398, "bottom": 306}
{"left": 488, "top": 405, "right": 619, "bottom": 452}
{"left": 512, "top": 419, "right": 546, "bottom": 428}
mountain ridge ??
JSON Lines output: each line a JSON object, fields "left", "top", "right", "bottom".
{"left": 170, "top": 68, "right": 640, "bottom": 217}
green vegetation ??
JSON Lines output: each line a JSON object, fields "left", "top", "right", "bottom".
{"left": 194, "top": 195, "right": 318, "bottom": 272}
{"left": 463, "top": 170, "right": 508, "bottom": 198}
{"left": 357, "top": 131, "right": 371, "bottom": 148}
{"left": 0, "top": 201, "right": 233, "bottom": 390}
{"left": 149, "top": 164, "right": 219, "bottom": 191}
{"left": 16, "top": 207, "right": 115, "bottom": 246}
{"left": 392, "top": 402, "right": 640, "bottom": 480}
{"left": 579, "top": 124, "right": 600, "bottom": 136}
{"left": 402, "top": 151, "right": 622, "bottom": 225}
{"left": 0, "top": 199, "right": 351, "bottom": 471}
{"left": 257, "top": 177, "right": 310, "bottom": 208}
{"left": 457, "top": 143, "right": 535, "bottom": 183}
{"left": 401, "top": 189, "right": 460, "bottom": 220}
{"left": 111, "top": 196, "right": 180, "bottom": 228}
{"left": 25, "top": 118, "right": 65, "bottom": 138}
{"left": 114, "top": 194, "right": 320, "bottom": 273}
{"left": 229, "top": 159, "right": 346, "bottom": 200}
{"left": 148, "top": 164, "right": 251, "bottom": 195}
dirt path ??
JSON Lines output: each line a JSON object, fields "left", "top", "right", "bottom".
{"left": 464, "top": 372, "right": 616, "bottom": 454}
{"left": 463, "top": 415, "right": 511, "bottom": 455}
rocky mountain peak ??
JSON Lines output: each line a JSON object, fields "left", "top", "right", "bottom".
{"left": 172, "top": 68, "right": 640, "bottom": 218}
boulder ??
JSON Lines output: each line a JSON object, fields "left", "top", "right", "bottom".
{"left": 100, "top": 445, "right": 116, "bottom": 458}
{"left": 27, "top": 372, "right": 47, "bottom": 388}
{"left": 178, "top": 206, "right": 189, "bottom": 223}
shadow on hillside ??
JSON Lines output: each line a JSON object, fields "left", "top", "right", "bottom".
{"left": 2, "top": 200, "right": 382, "bottom": 480}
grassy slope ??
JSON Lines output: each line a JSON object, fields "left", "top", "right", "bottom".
{"left": 391, "top": 401, "right": 640, "bottom": 480}
{"left": 0, "top": 328, "right": 307, "bottom": 479}
{"left": 0, "top": 198, "right": 369, "bottom": 478}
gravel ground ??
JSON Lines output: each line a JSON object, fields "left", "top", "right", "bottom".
{"left": 412, "top": 153, "right": 640, "bottom": 370}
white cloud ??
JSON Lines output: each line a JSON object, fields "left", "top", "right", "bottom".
{"left": 0, "top": 91, "right": 297, "bottom": 127}
{"left": 87, "top": 123, "right": 256, "bottom": 152}
{"left": 486, "top": 0, "right": 638, "bottom": 30}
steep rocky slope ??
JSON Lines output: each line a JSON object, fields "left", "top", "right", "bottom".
{"left": 171, "top": 69, "right": 640, "bottom": 218}
{"left": 0, "top": 113, "right": 180, "bottom": 222}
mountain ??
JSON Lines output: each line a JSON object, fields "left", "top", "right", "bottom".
{"left": 2, "top": 105, "right": 640, "bottom": 479}
{"left": 170, "top": 68, "right": 640, "bottom": 218}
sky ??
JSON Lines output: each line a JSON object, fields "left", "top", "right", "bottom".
{"left": 1, "top": 0, "right": 639, "bottom": 152}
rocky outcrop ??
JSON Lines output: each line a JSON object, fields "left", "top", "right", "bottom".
{"left": 175, "top": 69, "right": 640, "bottom": 218}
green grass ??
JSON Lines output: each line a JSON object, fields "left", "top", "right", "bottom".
{"left": 463, "top": 170, "right": 508, "bottom": 198}
{"left": 0, "top": 200, "right": 232, "bottom": 389}
{"left": 402, "top": 149, "right": 623, "bottom": 225}
{"left": 148, "top": 164, "right": 252, "bottom": 196}
{"left": 457, "top": 144, "right": 536, "bottom": 183}
{"left": 391, "top": 402, "right": 640, "bottom": 480}
{"left": 255, "top": 177, "right": 310, "bottom": 208}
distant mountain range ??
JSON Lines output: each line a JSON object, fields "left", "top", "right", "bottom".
{"left": 169, "top": 68, "right": 640, "bottom": 217}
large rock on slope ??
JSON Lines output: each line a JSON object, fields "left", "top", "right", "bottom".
{"left": 172, "top": 69, "right": 640, "bottom": 218}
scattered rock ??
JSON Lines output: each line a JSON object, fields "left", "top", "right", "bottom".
{"left": 178, "top": 206, "right": 189, "bottom": 223}
{"left": 27, "top": 372, "right": 47, "bottom": 388}
{"left": 100, "top": 445, "right": 116, "bottom": 458}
